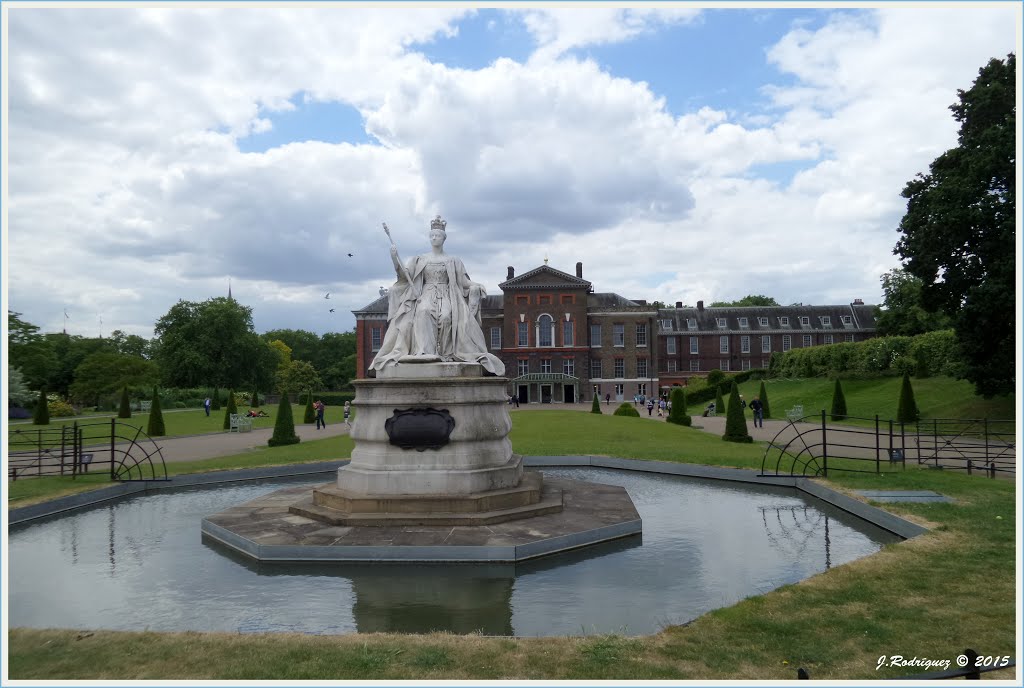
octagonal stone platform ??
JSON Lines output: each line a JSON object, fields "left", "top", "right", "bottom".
{"left": 200, "top": 477, "right": 641, "bottom": 563}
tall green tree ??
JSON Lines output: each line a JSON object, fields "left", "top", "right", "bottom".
{"left": 8, "top": 311, "right": 57, "bottom": 388}
{"left": 69, "top": 352, "right": 158, "bottom": 406}
{"left": 667, "top": 387, "right": 690, "bottom": 426}
{"left": 268, "top": 395, "right": 300, "bottom": 447}
{"left": 32, "top": 388, "right": 50, "bottom": 425}
{"left": 830, "top": 379, "right": 848, "bottom": 421}
{"left": 591, "top": 394, "right": 601, "bottom": 414}
{"left": 303, "top": 393, "right": 316, "bottom": 424}
{"left": 223, "top": 390, "right": 239, "bottom": 430}
{"left": 758, "top": 381, "right": 771, "bottom": 419}
{"left": 714, "top": 385, "right": 726, "bottom": 416}
{"left": 7, "top": 367, "right": 35, "bottom": 407}
{"left": 897, "top": 373, "right": 920, "bottom": 424}
{"left": 874, "top": 269, "right": 952, "bottom": 336}
{"left": 275, "top": 360, "right": 323, "bottom": 396}
{"left": 710, "top": 295, "right": 780, "bottom": 307}
{"left": 107, "top": 330, "right": 152, "bottom": 358}
{"left": 894, "top": 54, "right": 1015, "bottom": 397}
{"left": 722, "top": 382, "right": 752, "bottom": 443}
{"left": 118, "top": 386, "right": 132, "bottom": 419}
{"left": 147, "top": 387, "right": 166, "bottom": 436}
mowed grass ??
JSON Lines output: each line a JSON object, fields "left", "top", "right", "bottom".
{"left": 6, "top": 384, "right": 1018, "bottom": 680}
{"left": 735, "top": 376, "right": 1015, "bottom": 428}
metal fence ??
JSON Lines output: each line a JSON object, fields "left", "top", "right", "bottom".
{"left": 761, "top": 412, "right": 1015, "bottom": 478}
{"left": 8, "top": 419, "right": 168, "bottom": 482}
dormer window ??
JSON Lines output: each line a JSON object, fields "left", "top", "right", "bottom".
{"left": 660, "top": 319, "right": 673, "bottom": 331}
{"left": 687, "top": 318, "right": 697, "bottom": 330}
{"left": 758, "top": 317, "right": 769, "bottom": 327}
{"left": 820, "top": 316, "right": 832, "bottom": 327}
{"left": 779, "top": 317, "right": 790, "bottom": 326}
{"left": 738, "top": 317, "right": 749, "bottom": 328}
{"left": 842, "top": 315, "right": 853, "bottom": 325}
{"left": 799, "top": 316, "right": 810, "bottom": 326}
{"left": 716, "top": 318, "right": 727, "bottom": 328}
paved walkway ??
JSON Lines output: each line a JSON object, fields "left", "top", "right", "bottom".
{"left": 151, "top": 423, "right": 351, "bottom": 463}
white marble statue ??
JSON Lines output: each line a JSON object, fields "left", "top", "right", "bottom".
{"left": 370, "top": 216, "right": 505, "bottom": 376}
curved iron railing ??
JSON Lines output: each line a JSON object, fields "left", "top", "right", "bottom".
{"left": 8, "top": 419, "right": 168, "bottom": 482}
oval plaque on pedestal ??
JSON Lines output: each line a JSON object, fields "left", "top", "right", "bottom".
{"left": 385, "top": 408, "right": 456, "bottom": 451}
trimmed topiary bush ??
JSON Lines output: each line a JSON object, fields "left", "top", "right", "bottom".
{"left": 222, "top": 390, "right": 239, "bottom": 430}
{"left": 706, "top": 369, "right": 725, "bottom": 390}
{"left": 591, "top": 395, "right": 601, "bottom": 414}
{"left": 118, "top": 386, "right": 132, "bottom": 419}
{"left": 897, "top": 372, "right": 919, "bottom": 423}
{"left": 147, "top": 387, "right": 166, "bottom": 436}
{"left": 32, "top": 388, "right": 50, "bottom": 425}
{"left": 613, "top": 402, "right": 640, "bottom": 417}
{"left": 211, "top": 387, "right": 221, "bottom": 411}
{"left": 723, "top": 382, "right": 753, "bottom": 443}
{"left": 714, "top": 385, "right": 726, "bottom": 416}
{"left": 268, "top": 394, "right": 300, "bottom": 447}
{"left": 830, "top": 379, "right": 848, "bottom": 421}
{"left": 251, "top": 385, "right": 260, "bottom": 408}
{"left": 759, "top": 381, "right": 771, "bottom": 419}
{"left": 304, "top": 393, "right": 316, "bottom": 424}
{"left": 667, "top": 387, "right": 691, "bottom": 426}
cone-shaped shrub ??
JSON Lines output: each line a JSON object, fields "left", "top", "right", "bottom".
{"left": 118, "top": 386, "right": 132, "bottom": 418}
{"left": 714, "top": 385, "right": 726, "bottom": 416}
{"left": 759, "top": 381, "right": 771, "bottom": 419}
{"left": 830, "top": 379, "right": 848, "bottom": 421}
{"left": 304, "top": 393, "right": 316, "bottom": 424}
{"left": 222, "top": 390, "right": 239, "bottom": 430}
{"left": 591, "top": 394, "right": 602, "bottom": 414}
{"left": 33, "top": 388, "right": 50, "bottom": 425}
{"left": 147, "top": 387, "right": 165, "bottom": 436}
{"left": 667, "top": 387, "right": 691, "bottom": 426}
{"left": 613, "top": 402, "right": 640, "bottom": 417}
{"left": 268, "top": 394, "right": 300, "bottom": 447}
{"left": 251, "top": 385, "right": 260, "bottom": 408}
{"left": 211, "top": 387, "right": 221, "bottom": 411}
{"left": 723, "top": 381, "right": 753, "bottom": 443}
{"left": 897, "top": 372, "right": 920, "bottom": 423}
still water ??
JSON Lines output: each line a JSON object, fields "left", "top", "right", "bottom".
{"left": 8, "top": 468, "right": 898, "bottom": 636}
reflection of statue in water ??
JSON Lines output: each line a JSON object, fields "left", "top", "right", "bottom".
{"left": 370, "top": 216, "right": 505, "bottom": 376}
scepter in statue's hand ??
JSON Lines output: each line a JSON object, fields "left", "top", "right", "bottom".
{"left": 382, "top": 222, "right": 415, "bottom": 289}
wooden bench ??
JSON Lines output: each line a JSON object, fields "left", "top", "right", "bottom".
{"left": 786, "top": 405, "right": 804, "bottom": 421}
{"left": 229, "top": 413, "right": 252, "bottom": 433}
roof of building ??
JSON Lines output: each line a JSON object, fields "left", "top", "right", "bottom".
{"left": 499, "top": 264, "right": 592, "bottom": 290}
{"left": 655, "top": 303, "right": 877, "bottom": 333}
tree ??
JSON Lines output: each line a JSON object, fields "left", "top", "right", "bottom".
{"left": 706, "top": 369, "right": 725, "bottom": 389}
{"left": 667, "top": 387, "right": 690, "bottom": 426}
{"left": 222, "top": 390, "right": 239, "bottom": 430}
{"left": 591, "top": 394, "right": 601, "bottom": 414}
{"left": 758, "top": 381, "right": 771, "bottom": 419}
{"left": 613, "top": 402, "right": 640, "bottom": 417}
{"left": 830, "top": 379, "right": 848, "bottom": 421}
{"left": 153, "top": 297, "right": 259, "bottom": 389}
{"left": 69, "top": 352, "right": 158, "bottom": 405}
{"left": 710, "top": 295, "right": 780, "bottom": 307}
{"left": 897, "top": 373, "right": 919, "bottom": 424}
{"left": 7, "top": 367, "right": 35, "bottom": 407}
{"left": 894, "top": 54, "right": 1015, "bottom": 397}
{"left": 303, "top": 393, "right": 316, "bottom": 424}
{"left": 268, "top": 395, "right": 300, "bottom": 447}
{"left": 147, "top": 387, "right": 166, "bottom": 436}
{"left": 8, "top": 311, "right": 57, "bottom": 388}
{"left": 714, "top": 385, "right": 725, "bottom": 416}
{"left": 108, "top": 330, "right": 152, "bottom": 358}
{"left": 874, "top": 269, "right": 951, "bottom": 336}
{"left": 118, "top": 386, "right": 132, "bottom": 419}
{"left": 722, "top": 382, "right": 752, "bottom": 443}
{"left": 275, "top": 360, "right": 323, "bottom": 396}
{"left": 211, "top": 386, "right": 221, "bottom": 411}
{"left": 32, "top": 388, "right": 50, "bottom": 425}
{"left": 251, "top": 383, "right": 260, "bottom": 408}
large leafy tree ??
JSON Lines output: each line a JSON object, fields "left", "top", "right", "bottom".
{"left": 43, "top": 333, "right": 111, "bottom": 398}
{"left": 108, "top": 329, "right": 152, "bottom": 358}
{"left": 153, "top": 297, "right": 262, "bottom": 389}
{"left": 894, "top": 54, "right": 1015, "bottom": 397}
{"left": 710, "top": 295, "right": 780, "bottom": 307}
{"left": 275, "top": 360, "right": 323, "bottom": 395}
{"left": 874, "top": 268, "right": 952, "bottom": 336}
{"left": 8, "top": 311, "right": 57, "bottom": 388}
{"left": 69, "top": 352, "right": 158, "bottom": 405}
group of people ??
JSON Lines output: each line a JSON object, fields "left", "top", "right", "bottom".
{"left": 313, "top": 400, "right": 352, "bottom": 429}
{"left": 701, "top": 396, "right": 765, "bottom": 427}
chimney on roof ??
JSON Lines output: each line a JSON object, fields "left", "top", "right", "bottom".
{"left": 507, "top": 266, "right": 514, "bottom": 280}
{"left": 576, "top": 262, "right": 583, "bottom": 278}
{"left": 697, "top": 300, "right": 704, "bottom": 311}
{"left": 675, "top": 301, "right": 683, "bottom": 308}
{"left": 852, "top": 298, "right": 864, "bottom": 305}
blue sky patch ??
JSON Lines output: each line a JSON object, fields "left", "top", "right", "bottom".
{"left": 237, "top": 93, "right": 373, "bottom": 153}
{"left": 410, "top": 9, "right": 533, "bottom": 69}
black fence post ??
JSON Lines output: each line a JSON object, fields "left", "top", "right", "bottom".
{"left": 967, "top": 459, "right": 973, "bottom": 476}
{"left": 875, "top": 414, "right": 880, "bottom": 474}
{"left": 110, "top": 418, "right": 117, "bottom": 481}
{"left": 933, "top": 418, "right": 939, "bottom": 468}
{"left": 901, "top": 422, "right": 906, "bottom": 470}
{"left": 60, "top": 425, "right": 67, "bottom": 476}
{"left": 964, "top": 649, "right": 980, "bottom": 679}
{"left": 821, "top": 410, "right": 828, "bottom": 477}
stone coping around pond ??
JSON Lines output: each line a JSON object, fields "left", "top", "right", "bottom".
{"left": 10, "top": 456, "right": 928, "bottom": 539}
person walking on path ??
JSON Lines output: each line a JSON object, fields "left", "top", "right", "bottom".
{"left": 749, "top": 396, "right": 764, "bottom": 428}
{"left": 647, "top": 399, "right": 655, "bottom": 416}
{"left": 204, "top": 398, "right": 211, "bottom": 417}
{"left": 343, "top": 401, "right": 351, "bottom": 427}
{"left": 315, "top": 400, "right": 326, "bottom": 429}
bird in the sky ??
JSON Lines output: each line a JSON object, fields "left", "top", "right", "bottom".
{"left": 324, "top": 293, "right": 330, "bottom": 299}
{"left": 329, "top": 308, "right": 335, "bottom": 313}
{"left": 347, "top": 253, "right": 354, "bottom": 257}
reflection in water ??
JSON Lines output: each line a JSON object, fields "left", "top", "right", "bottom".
{"left": 8, "top": 470, "right": 899, "bottom": 636}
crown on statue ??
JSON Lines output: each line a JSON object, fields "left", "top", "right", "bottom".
{"left": 430, "top": 215, "right": 447, "bottom": 231}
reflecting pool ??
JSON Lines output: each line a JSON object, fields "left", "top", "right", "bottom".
{"left": 8, "top": 468, "right": 899, "bottom": 636}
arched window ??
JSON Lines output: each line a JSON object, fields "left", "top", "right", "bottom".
{"left": 537, "top": 314, "right": 554, "bottom": 347}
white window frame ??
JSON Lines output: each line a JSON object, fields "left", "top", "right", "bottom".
{"left": 741, "top": 335, "right": 750, "bottom": 353}
{"left": 761, "top": 335, "right": 771, "bottom": 353}
{"left": 614, "top": 358, "right": 625, "bottom": 378}
{"left": 637, "top": 358, "right": 648, "bottom": 378}
{"left": 783, "top": 335, "right": 792, "bottom": 351}
{"left": 842, "top": 315, "right": 853, "bottom": 325}
{"left": 668, "top": 359, "right": 678, "bottom": 372}
{"left": 517, "top": 359, "right": 529, "bottom": 376}
{"left": 590, "top": 359, "right": 602, "bottom": 379}
{"left": 741, "top": 359, "right": 751, "bottom": 371}
{"left": 689, "top": 360, "right": 700, "bottom": 372}
{"left": 563, "top": 320, "right": 574, "bottom": 346}
{"left": 538, "top": 314, "right": 555, "bottom": 347}
{"left": 758, "top": 317, "right": 769, "bottom": 327}
{"left": 720, "top": 359, "right": 730, "bottom": 372}
{"left": 803, "top": 334, "right": 812, "bottom": 347}
{"left": 490, "top": 326, "right": 501, "bottom": 350}
{"left": 371, "top": 327, "right": 382, "bottom": 351}
{"left": 613, "top": 324, "right": 625, "bottom": 347}
{"left": 518, "top": 321, "right": 528, "bottom": 347}
{"left": 687, "top": 318, "right": 697, "bottom": 330}
{"left": 845, "top": 334, "right": 855, "bottom": 343}
{"left": 824, "top": 334, "right": 834, "bottom": 345}
{"left": 690, "top": 336, "right": 699, "bottom": 354}
{"left": 716, "top": 317, "right": 727, "bottom": 329}
{"left": 563, "top": 358, "right": 575, "bottom": 376}
{"left": 719, "top": 335, "right": 729, "bottom": 353}
{"left": 667, "top": 336, "right": 677, "bottom": 355}
{"left": 780, "top": 316, "right": 790, "bottom": 326}
{"left": 590, "top": 324, "right": 601, "bottom": 347}
{"left": 540, "top": 358, "right": 552, "bottom": 373}
{"left": 636, "top": 323, "right": 647, "bottom": 347}
{"left": 800, "top": 316, "right": 810, "bottom": 326}
{"left": 820, "top": 315, "right": 832, "bottom": 327}
{"left": 738, "top": 317, "right": 749, "bottom": 328}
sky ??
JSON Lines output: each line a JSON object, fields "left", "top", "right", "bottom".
{"left": 3, "top": 3, "right": 1020, "bottom": 339}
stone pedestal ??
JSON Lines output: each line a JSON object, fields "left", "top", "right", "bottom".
{"left": 293, "top": 362, "right": 563, "bottom": 525}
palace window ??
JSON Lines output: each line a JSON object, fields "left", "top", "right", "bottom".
{"left": 668, "top": 359, "right": 678, "bottom": 372}
{"left": 563, "top": 358, "right": 575, "bottom": 376}
{"left": 716, "top": 317, "right": 727, "bottom": 328}
{"left": 758, "top": 317, "right": 769, "bottom": 326}
{"left": 783, "top": 335, "right": 792, "bottom": 351}
{"left": 636, "top": 323, "right": 647, "bottom": 347}
{"left": 371, "top": 327, "right": 382, "bottom": 351}
{"left": 738, "top": 317, "right": 749, "bottom": 328}
{"left": 614, "top": 358, "right": 625, "bottom": 378}
{"left": 720, "top": 360, "right": 730, "bottom": 371}
{"left": 590, "top": 324, "right": 601, "bottom": 347}
{"left": 820, "top": 316, "right": 831, "bottom": 327}
{"left": 613, "top": 324, "right": 625, "bottom": 347}
{"left": 538, "top": 314, "right": 554, "bottom": 347}
{"left": 842, "top": 315, "right": 853, "bottom": 325}
{"left": 660, "top": 319, "right": 673, "bottom": 331}
{"left": 800, "top": 316, "right": 810, "bottom": 326}
{"left": 823, "top": 334, "right": 834, "bottom": 345}
{"left": 687, "top": 318, "right": 698, "bottom": 330}
{"left": 590, "top": 359, "right": 603, "bottom": 379}
{"left": 720, "top": 336, "right": 729, "bottom": 353}
{"left": 490, "top": 327, "right": 501, "bottom": 350}
{"left": 845, "top": 334, "right": 855, "bottom": 343}
{"left": 541, "top": 358, "right": 552, "bottom": 373}
{"left": 802, "top": 334, "right": 812, "bottom": 347}
{"left": 779, "top": 316, "right": 790, "bottom": 326}
{"left": 667, "top": 336, "right": 677, "bottom": 355}
{"left": 637, "top": 358, "right": 648, "bottom": 378}
{"left": 515, "top": 295, "right": 529, "bottom": 306}
{"left": 741, "top": 335, "right": 750, "bottom": 353}
{"left": 615, "top": 383, "right": 625, "bottom": 396}
{"left": 690, "top": 360, "right": 700, "bottom": 372}
{"left": 560, "top": 294, "right": 575, "bottom": 304}
{"left": 563, "top": 320, "right": 574, "bottom": 346}
{"left": 761, "top": 335, "right": 771, "bottom": 353}
{"left": 518, "top": 321, "right": 529, "bottom": 347}
{"left": 517, "top": 360, "right": 529, "bottom": 376}
{"left": 690, "top": 336, "right": 699, "bottom": 354}
{"left": 742, "top": 360, "right": 751, "bottom": 371}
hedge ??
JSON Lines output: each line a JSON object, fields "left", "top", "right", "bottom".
{"left": 768, "top": 330, "right": 963, "bottom": 379}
